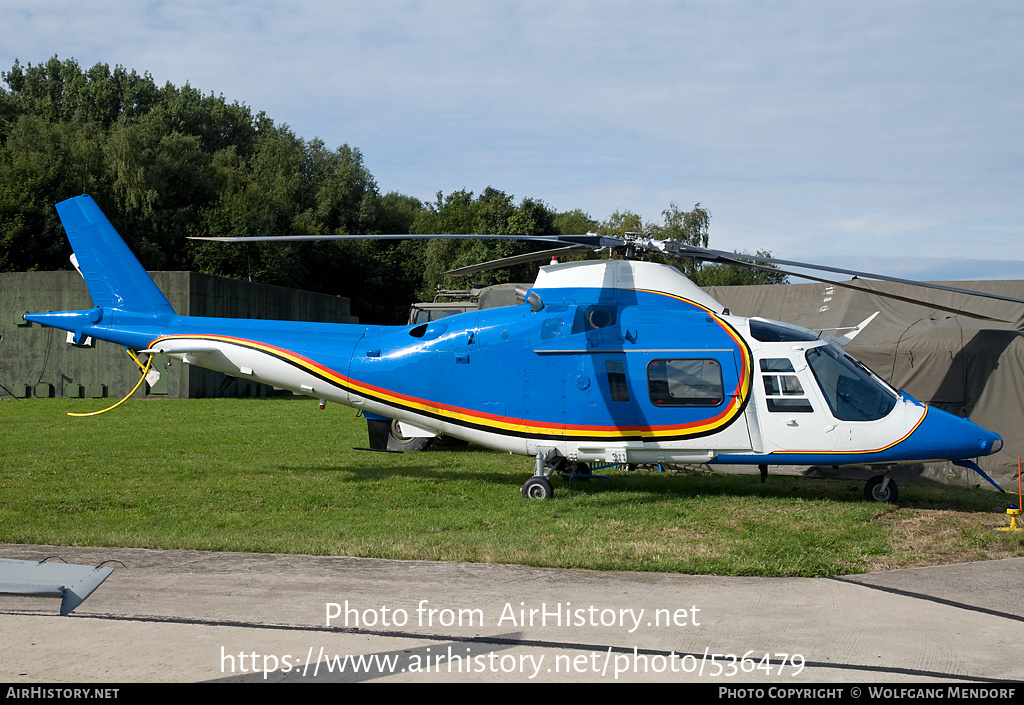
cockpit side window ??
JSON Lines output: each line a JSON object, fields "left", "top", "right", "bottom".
{"left": 805, "top": 344, "right": 897, "bottom": 421}
{"left": 759, "top": 358, "right": 813, "bottom": 413}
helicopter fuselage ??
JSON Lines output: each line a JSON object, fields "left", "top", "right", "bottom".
{"left": 33, "top": 258, "right": 1002, "bottom": 472}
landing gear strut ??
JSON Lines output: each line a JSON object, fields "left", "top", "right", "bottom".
{"left": 865, "top": 474, "right": 898, "bottom": 503}
{"left": 522, "top": 450, "right": 566, "bottom": 499}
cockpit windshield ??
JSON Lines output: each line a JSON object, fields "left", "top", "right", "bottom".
{"left": 805, "top": 343, "right": 898, "bottom": 422}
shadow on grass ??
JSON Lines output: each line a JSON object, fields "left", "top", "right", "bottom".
{"left": 280, "top": 464, "right": 521, "bottom": 488}
{"left": 571, "top": 471, "right": 1010, "bottom": 513}
{"left": 281, "top": 461, "right": 885, "bottom": 505}
{"left": 279, "top": 453, "right": 1008, "bottom": 514}
{"left": 558, "top": 471, "right": 869, "bottom": 503}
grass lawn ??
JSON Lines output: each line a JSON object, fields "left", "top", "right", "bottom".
{"left": 1, "top": 397, "right": 1020, "bottom": 576}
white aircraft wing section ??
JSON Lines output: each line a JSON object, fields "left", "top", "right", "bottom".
{"left": 0, "top": 558, "right": 115, "bottom": 615}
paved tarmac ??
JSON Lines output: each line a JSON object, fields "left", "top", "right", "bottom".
{"left": 0, "top": 543, "right": 1021, "bottom": 684}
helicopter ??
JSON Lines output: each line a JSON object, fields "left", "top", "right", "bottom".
{"left": 25, "top": 195, "right": 1013, "bottom": 503}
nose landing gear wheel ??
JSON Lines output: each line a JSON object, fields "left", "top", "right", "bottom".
{"left": 522, "top": 476, "right": 554, "bottom": 499}
{"left": 865, "top": 475, "right": 898, "bottom": 503}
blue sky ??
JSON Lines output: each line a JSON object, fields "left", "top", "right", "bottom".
{"left": 2, "top": 1, "right": 1022, "bottom": 280}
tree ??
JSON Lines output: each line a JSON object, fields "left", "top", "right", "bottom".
{"left": 553, "top": 208, "right": 598, "bottom": 236}
{"left": 0, "top": 115, "right": 106, "bottom": 271}
{"left": 1, "top": 55, "right": 786, "bottom": 330}
{"left": 695, "top": 250, "right": 789, "bottom": 286}
{"left": 413, "top": 188, "right": 561, "bottom": 297}
{"left": 640, "top": 202, "right": 710, "bottom": 280}
{"left": 599, "top": 209, "right": 644, "bottom": 239}
{"left": 378, "top": 192, "right": 422, "bottom": 234}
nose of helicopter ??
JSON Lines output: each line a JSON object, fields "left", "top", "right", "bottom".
{"left": 908, "top": 403, "right": 1002, "bottom": 460}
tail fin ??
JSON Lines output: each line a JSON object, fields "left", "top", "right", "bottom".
{"left": 55, "top": 195, "right": 174, "bottom": 314}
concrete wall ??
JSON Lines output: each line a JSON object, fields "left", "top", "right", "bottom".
{"left": 0, "top": 271, "right": 357, "bottom": 400}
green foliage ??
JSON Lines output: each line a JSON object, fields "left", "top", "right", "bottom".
{"left": 553, "top": 208, "right": 598, "bottom": 236}
{"left": 594, "top": 203, "right": 787, "bottom": 286}
{"left": 600, "top": 209, "right": 645, "bottom": 238}
{"left": 378, "top": 191, "right": 424, "bottom": 234}
{"left": 696, "top": 249, "right": 790, "bottom": 286}
{"left": 412, "top": 188, "right": 562, "bottom": 297}
{"left": 0, "top": 56, "right": 431, "bottom": 322}
{"left": 643, "top": 202, "right": 710, "bottom": 280}
{"left": 1, "top": 55, "right": 785, "bottom": 325}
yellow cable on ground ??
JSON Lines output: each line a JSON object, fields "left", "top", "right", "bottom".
{"left": 68, "top": 351, "right": 153, "bottom": 417}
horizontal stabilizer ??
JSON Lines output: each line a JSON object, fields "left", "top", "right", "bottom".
{"left": 0, "top": 557, "right": 115, "bottom": 615}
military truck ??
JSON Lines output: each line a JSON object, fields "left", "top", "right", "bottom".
{"left": 405, "top": 283, "right": 525, "bottom": 325}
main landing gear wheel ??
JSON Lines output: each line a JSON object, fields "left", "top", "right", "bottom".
{"left": 522, "top": 476, "right": 554, "bottom": 499}
{"left": 387, "top": 419, "right": 433, "bottom": 452}
{"left": 865, "top": 475, "right": 898, "bottom": 503}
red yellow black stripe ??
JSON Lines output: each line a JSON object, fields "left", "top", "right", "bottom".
{"left": 149, "top": 297, "right": 753, "bottom": 443}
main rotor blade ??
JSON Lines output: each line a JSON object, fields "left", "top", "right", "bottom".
{"left": 444, "top": 245, "right": 593, "bottom": 277}
{"left": 713, "top": 256, "right": 1014, "bottom": 323}
{"left": 677, "top": 245, "right": 1024, "bottom": 306}
{"left": 189, "top": 233, "right": 617, "bottom": 246}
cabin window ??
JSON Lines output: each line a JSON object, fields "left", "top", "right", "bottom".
{"left": 647, "top": 359, "right": 724, "bottom": 407}
{"left": 605, "top": 360, "right": 630, "bottom": 402}
{"left": 760, "top": 358, "right": 814, "bottom": 413}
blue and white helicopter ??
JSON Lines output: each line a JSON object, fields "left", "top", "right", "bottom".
{"left": 26, "top": 195, "right": 1011, "bottom": 502}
